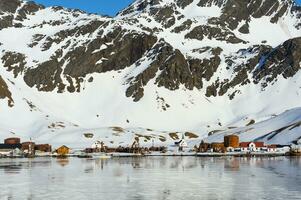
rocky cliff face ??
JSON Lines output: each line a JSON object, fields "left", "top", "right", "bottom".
{"left": 0, "top": 0, "right": 300, "bottom": 145}
{"left": 0, "top": 0, "right": 300, "bottom": 101}
{"left": 0, "top": 75, "right": 13, "bottom": 107}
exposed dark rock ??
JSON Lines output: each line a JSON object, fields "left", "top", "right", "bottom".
{"left": 119, "top": 0, "right": 161, "bottom": 16}
{"left": 206, "top": 0, "right": 293, "bottom": 30}
{"left": 270, "top": 3, "right": 288, "bottom": 23}
{"left": 28, "top": 34, "right": 46, "bottom": 48}
{"left": 88, "top": 77, "right": 93, "bottom": 82}
{"left": 254, "top": 37, "right": 301, "bottom": 84}
{"left": 156, "top": 48, "right": 191, "bottom": 90}
{"left": 172, "top": 19, "right": 192, "bottom": 33}
{"left": 126, "top": 41, "right": 168, "bottom": 101}
{"left": 0, "top": 0, "right": 300, "bottom": 103}
{"left": 198, "top": 0, "right": 225, "bottom": 7}
{"left": 188, "top": 47, "right": 222, "bottom": 83}
{"left": 63, "top": 32, "right": 157, "bottom": 77}
{"left": 24, "top": 58, "right": 64, "bottom": 92}
{"left": 206, "top": 82, "right": 218, "bottom": 97}
{"left": 0, "top": 0, "right": 43, "bottom": 29}
{"left": 0, "top": 15, "right": 14, "bottom": 30}
{"left": 126, "top": 42, "right": 222, "bottom": 101}
{"left": 0, "top": 76, "right": 14, "bottom": 107}
{"left": 238, "top": 23, "right": 249, "bottom": 34}
{"left": 176, "top": 0, "right": 194, "bottom": 8}
{"left": 15, "top": 1, "right": 44, "bottom": 21}
{"left": 41, "top": 20, "right": 106, "bottom": 51}
{"left": 2, "top": 52, "right": 26, "bottom": 78}
{"left": 0, "top": 0, "right": 20, "bottom": 13}
{"left": 205, "top": 45, "right": 272, "bottom": 98}
{"left": 218, "top": 68, "right": 250, "bottom": 96}
{"left": 152, "top": 6, "right": 176, "bottom": 28}
{"left": 185, "top": 25, "right": 245, "bottom": 44}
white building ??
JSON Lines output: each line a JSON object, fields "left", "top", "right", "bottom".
{"left": 91, "top": 141, "right": 103, "bottom": 149}
{"left": 240, "top": 142, "right": 265, "bottom": 152}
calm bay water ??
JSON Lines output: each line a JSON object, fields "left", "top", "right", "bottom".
{"left": 0, "top": 156, "right": 300, "bottom": 200}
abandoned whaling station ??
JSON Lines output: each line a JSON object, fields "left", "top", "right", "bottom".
{"left": 0, "top": 137, "right": 52, "bottom": 158}
{"left": 0, "top": 134, "right": 300, "bottom": 159}
{"left": 195, "top": 135, "right": 294, "bottom": 156}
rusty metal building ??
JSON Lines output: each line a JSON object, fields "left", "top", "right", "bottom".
{"left": 21, "top": 142, "right": 35, "bottom": 156}
{"left": 4, "top": 138, "right": 20, "bottom": 145}
{"left": 210, "top": 142, "right": 225, "bottom": 153}
{"left": 224, "top": 135, "right": 239, "bottom": 148}
{"left": 35, "top": 144, "right": 52, "bottom": 152}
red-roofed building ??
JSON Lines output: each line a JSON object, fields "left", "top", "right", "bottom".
{"left": 266, "top": 144, "right": 277, "bottom": 152}
{"left": 239, "top": 142, "right": 265, "bottom": 152}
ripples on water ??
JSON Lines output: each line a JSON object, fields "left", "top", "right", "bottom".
{"left": 0, "top": 157, "right": 300, "bottom": 200}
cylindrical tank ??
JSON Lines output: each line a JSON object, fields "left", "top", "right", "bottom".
{"left": 224, "top": 135, "right": 239, "bottom": 148}
{"left": 4, "top": 137, "right": 21, "bottom": 145}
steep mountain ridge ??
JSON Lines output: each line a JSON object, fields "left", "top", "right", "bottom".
{"left": 0, "top": 0, "right": 300, "bottom": 147}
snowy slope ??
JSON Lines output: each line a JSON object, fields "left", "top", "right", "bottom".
{"left": 0, "top": 0, "right": 300, "bottom": 148}
{"left": 192, "top": 107, "right": 301, "bottom": 146}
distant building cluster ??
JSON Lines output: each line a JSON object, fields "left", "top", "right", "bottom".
{"left": 197, "top": 135, "right": 288, "bottom": 153}
{"left": 84, "top": 140, "right": 167, "bottom": 154}
{"left": 1, "top": 135, "right": 298, "bottom": 158}
{"left": 0, "top": 137, "right": 52, "bottom": 157}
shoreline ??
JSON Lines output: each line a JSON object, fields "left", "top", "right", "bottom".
{"left": 1, "top": 151, "right": 299, "bottom": 159}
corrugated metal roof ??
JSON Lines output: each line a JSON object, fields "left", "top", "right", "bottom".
{"left": 0, "top": 144, "right": 22, "bottom": 149}
{"left": 239, "top": 142, "right": 265, "bottom": 148}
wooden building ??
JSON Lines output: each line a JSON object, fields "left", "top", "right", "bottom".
{"left": 56, "top": 145, "right": 70, "bottom": 155}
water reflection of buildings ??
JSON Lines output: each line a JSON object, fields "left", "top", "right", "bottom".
{"left": 1, "top": 164, "right": 22, "bottom": 174}
{"left": 82, "top": 158, "right": 110, "bottom": 173}
{"left": 289, "top": 156, "right": 301, "bottom": 167}
{"left": 168, "top": 157, "right": 198, "bottom": 171}
{"left": 56, "top": 158, "right": 69, "bottom": 167}
{"left": 224, "top": 158, "right": 240, "bottom": 171}
{"left": 126, "top": 157, "right": 199, "bottom": 171}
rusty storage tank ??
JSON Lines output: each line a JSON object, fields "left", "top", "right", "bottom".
{"left": 4, "top": 137, "right": 21, "bottom": 145}
{"left": 224, "top": 135, "right": 239, "bottom": 148}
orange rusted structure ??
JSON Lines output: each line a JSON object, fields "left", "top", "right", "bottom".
{"left": 198, "top": 141, "right": 210, "bottom": 152}
{"left": 4, "top": 137, "right": 20, "bottom": 145}
{"left": 21, "top": 142, "right": 35, "bottom": 150}
{"left": 211, "top": 142, "right": 225, "bottom": 153}
{"left": 35, "top": 144, "right": 52, "bottom": 152}
{"left": 21, "top": 142, "right": 35, "bottom": 156}
{"left": 224, "top": 135, "right": 239, "bottom": 148}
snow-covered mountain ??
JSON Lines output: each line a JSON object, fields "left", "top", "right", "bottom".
{"left": 0, "top": 0, "right": 300, "bottom": 148}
